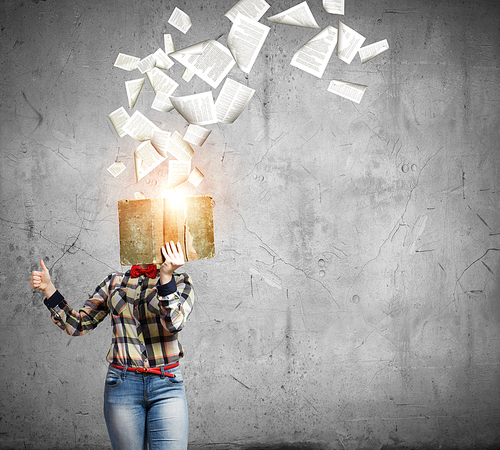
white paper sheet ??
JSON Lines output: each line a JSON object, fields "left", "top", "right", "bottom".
{"left": 215, "top": 77, "right": 255, "bottom": 124}
{"left": 267, "top": 1, "right": 319, "bottom": 28}
{"left": 122, "top": 111, "right": 161, "bottom": 141}
{"left": 337, "top": 20, "right": 366, "bottom": 64}
{"left": 125, "top": 78, "right": 145, "bottom": 109}
{"left": 168, "top": 131, "right": 194, "bottom": 161}
{"left": 164, "top": 34, "right": 175, "bottom": 54}
{"left": 146, "top": 68, "right": 179, "bottom": 96}
{"left": 170, "top": 91, "right": 218, "bottom": 126}
{"left": 290, "top": 25, "right": 338, "bottom": 78}
{"left": 323, "top": 0, "right": 344, "bottom": 15}
{"left": 166, "top": 160, "right": 191, "bottom": 188}
{"left": 225, "top": 0, "right": 271, "bottom": 22}
{"left": 134, "top": 140, "right": 166, "bottom": 182}
{"left": 108, "top": 107, "right": 131, "bottom": 138}
{"left": 168, "top": 7, "right": 192, "bottom": 34}
{"left": 137, "top": 54, "right": 156, "bottom": 74}
{"left": 184, "top": 124, "right": 212, "bottom": 147}
{"left": 358, "top": 39, "right": 389, "bottom": 64}
{"left": 114, "top": 53, "right": 140, "bottom": 71}
{"left": 154, "top": 48, "right": 175, "bottom": 70}
{"left": 151, "top": 130, "right": 171, "bottom": 157}
{"left": 107, "top": 161, "right": 126, "bottom": 177}
{"left": 152, "top": 92, "right": 175, "bottom": 113}
{"left": 228, "top": 13, "right": 270, "bottom": 73}
{"left": 327, "top": 79, "right": 367, "bottom": 103}
{"left": 188, "top": 167, "right": 205, "bottom": 187}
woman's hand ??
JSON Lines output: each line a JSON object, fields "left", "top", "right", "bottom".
{"left": 30, "top": 260, "right": 56, "bottom": 298}
{"left": 160, "top": 241, "right": 185, "bottom": 285}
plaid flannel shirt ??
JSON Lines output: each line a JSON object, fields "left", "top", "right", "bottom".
{"left": 43, "top": 270, "right": 194, "bottom": 368}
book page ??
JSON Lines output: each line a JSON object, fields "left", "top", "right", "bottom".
{"left": 290, "top": 25, "right": 338, "bottom": 78}
{"left": 146, "top": 68, "right": 179, "bottom": 95}
{"left": 188, "top": 167, "right": 205, "bottom": 187}
{"left": 225, "top": 0, "right": 271, "bottom": 22}
{"left": 323, "top": 0, "right": 344, "bottom": 15}
{"left": 170, "top": 91, "right": 218, "bottom": 126}
{"left": 227, "top": 13, "right": 270, "bottom": 74}
{"left": 154, "top": 48, "right": 174, "bottom": 70}
{"left": 123, "top": 111, "right": 161, "bottom": 141}
{"left": 182, "top": 68, "right": 195, "bottom": 82}
{"left": 134, "top": 140, "right": 166, "bottom": 182}
{"left": 152, "top": 91, "right": 175, "bottom": 112}
{"left": 114, "top": 53, "right": 140, "bottom": 71}
{"left": 164, "top": 34, "right": 175, "bottom": 54}
{"left": 215, "top": 77, "right": 255, "bottom": 124}
{"left": 168, "top": 131, "right": 194, "bottom": 161}
{"left": 108, "top": 106, "right": 130, "bottom": 138}
{"left": 125, "top": 78, "right": 145, "bottom": 109}
{"left": 167, "top": 160, "right": 191, "bottom": 188}
{"left": 184, "top": 124, "right": 212, "bottom": 147}
{"left": 137, "top": 54, "right": 156, "bottom": 73}
{"left": 337, "top": 20, "right": 366, "bottom": 64}
{"left": 267, "top": 1, "right": 319, "bottom": 28}
{"left": 358, "top": 39, "right": 389, "bottom": 64}
{"left": 168, "top": 7, "right": 192, "bottom": 34}
{"left": 151, "top": 130, "right": 171, "bottom": 157}
{"left": 327, "top": 79, "right": 367, "bottom": 103}
{"left": 171, "top": 40, "right": 236, "bottom": 89}
{"left": 107, "top": 161, "right": 126, "bottom": 177}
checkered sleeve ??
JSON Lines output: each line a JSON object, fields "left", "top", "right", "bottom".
{"left": 148, "top": 272, "right": 194, "bottom": 335}
{"left": 43, "top": 274, "right": 112, "bottom": 336}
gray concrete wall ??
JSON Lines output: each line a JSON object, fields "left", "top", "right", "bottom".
{"left": 1, "top": 0, "right": 499, "bottom": 449}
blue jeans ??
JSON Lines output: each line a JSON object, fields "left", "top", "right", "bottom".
{"left": 103, "top": 364, "right": 189, "bottom": 450}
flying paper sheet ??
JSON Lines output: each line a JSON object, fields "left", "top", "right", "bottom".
{"left": 170, "top": 91, "right": 218, "bottom": 126}
{"left": 225, "top": 0, "right": 271, "bottom": 22}
{"left": 323, "top": 0, "right": 344, "bottom": 15}
{"left": 337, "top": 20, "right": 366, "bottom": 64}
{"left": 114, "top": 53, "right": 140, "bottom": 71}
{"left": 109, "top": 107, "right": 130, "bottom": 138}
{"left": 215, "top": 77, "right": 255, "bottom": 124}
{"left": 118, "top": 195, "right": 215, "bottom": 264}
{"left": 358, "top": 39, "right": 389, "bottom": 64}
{"left": 146, "top": 68, "right": 179, "bottom": 96}
{"left": 107, "top": 161, "right": 126, "bottom": 177}
{"left": 151, "top": 130, "right": 171, "bottom": 157}
{"left": 122, "top": 111, "right": 161, "bottom": 141}
{"left": 152, "top": 92, "right": 175, "bottom": 113}
{"left": 327, "top": 79, "right": 367, "bottom": 103}
{"left": 125, "top": 78, "right": 145, "bottom": 109}
{"left": 134, "top": 140, "right": 167, "bottom": 182}
{"left": 188, "top": 167, "right": 205, "bottom": 187}
{"left": 171, "top": 40, "right": 236, "bottom": 89}
{"left": 154, "top": 48, "right": 174, "bottom": 70}
{"left": 137, "top": 54, "right": 156, "bottom": 73}
{"left": 267, "top": 1, "right": 319, "bottom": 28}
{"left": 168, "top": 131, "right": 194, "bottom": 161}
{"left": 184, "top": 124, "right": 212, "bottom": 147}
{"left": 168, "top": 7, "right": 192, "bottom": 34}
{"left": 167, "top": 160, "right": 191, "bottom": 189}
{"left": 182, "top": 68, "right": 195, "bottom": 82}
{"left": 164, "top": 34, "right": 175, "bottom": 54}
{"left": 290, "top": 25, "right": 338, "bottom": 78}
{"left": 227, "top": 13, "right": 270, "bottom": 74}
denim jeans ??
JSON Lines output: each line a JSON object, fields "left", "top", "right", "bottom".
{"left": 103, "top": 364, "right": 189, "bottom": 450}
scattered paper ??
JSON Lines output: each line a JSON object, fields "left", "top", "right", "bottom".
{"left": 184, "top": 124, "right": 212, "bottom": 147}
{"left": 182, "top": 68, "right": 195, "bottom": 82}
{"left": 170, "top": 91, "right": 218, "bottom": 126}
{"left": 125, "top": 78, "right": 145, "bottom": 109}
{"left": 358, "top": 39, "right": 389, "bottom": 64}
{"left": 114, "top": 53, "right": 140, "bottom": 71}
{"left": 188, "top": 167, "right": 205, "bottom": 187}
{"left": 337, "top": 20, "right": 366, "bottom": 64}
{"left": 267, "top": 1, "right": 319, "bottom": 29}
{"left": 152, "top": 91, "right": 175, "bottom": 112}
{"left": 215, "top": 77, "right": 255, "bottom": 124}
{"left": 168, "top": 131, "right": 194, "bottom": 161}
{"left": 146, "top": 67, "right": 179, "bottom": 95}
{"left": 225, "top": 0, "right": 271, "bottom": 22}
{"left": 137, "top": 54, "right": 156, "bottom": 74}
{"left": 167, "top": 160, "right": 191, "bottom": 188}
{"left": 109, "top": 107, "right": 131, "bottom": 138}
{"left": 290, "top": 25, "right": 338, "bottom": 78}
{"left": 134, "top": 140, "right": 167, "bottom": 182}
{"left": 151, "top": 130, "right": 171, "bottom": 157}
{"left": 107, "top": 161, "right": 126, "bottom": 177}
{"left": 168, "top": 7, "right": 192, "bottom": 34}
{"left": 154, "top": 48, "right": 174, "bottom": 70}
{"left": 164, "top": 34, "right": 175, "bottom": 54}
{"left": 323, "top": 0, "right": 344, "bottom": 15}
{"left": 171, "top": 39, "right": 236, "bottom": 89}
{"left": 327, "top": 79, "right": 367, "bottom": 103}
{"left": 123, "top": 111, "right": 161, "bottom": 141}
{"left": 228, "top": 14, "right": 270, "bottom": 74}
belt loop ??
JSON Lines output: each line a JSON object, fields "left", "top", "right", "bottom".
{"left": 160, "top": 366, "right": 165, "bottom": 379}
{"left": 121, "top": 366, "right": 127, "bottom": 380}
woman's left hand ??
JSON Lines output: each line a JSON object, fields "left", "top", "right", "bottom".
{"left": 160, "top": 241, "right": 185, "bottom": 285}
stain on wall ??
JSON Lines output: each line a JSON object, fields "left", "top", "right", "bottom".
{"left": 1, "top": 0, "right": 500, "bottom": 449}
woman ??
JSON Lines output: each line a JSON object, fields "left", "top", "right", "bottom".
{"left": 30, "top": 241, "right": 194, "bottom": 450}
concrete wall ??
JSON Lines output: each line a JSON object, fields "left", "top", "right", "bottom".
{"left": 1, "top": 0, "right": 499, "bottom": 448}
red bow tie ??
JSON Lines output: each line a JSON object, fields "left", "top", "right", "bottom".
{"left": 130, "top": 264, "right": 158, "bottom": 278}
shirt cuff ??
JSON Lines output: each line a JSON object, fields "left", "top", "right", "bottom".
{"left": 43, "top": 290, "right": 65, "bottom": 310}
{"left": 157, "top": 276, "right": 177, "bottom": 296}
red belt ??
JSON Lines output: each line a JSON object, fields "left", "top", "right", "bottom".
{"left": 110, "top": 362, "right": 178, "bottom": 378}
